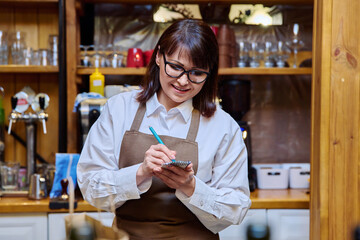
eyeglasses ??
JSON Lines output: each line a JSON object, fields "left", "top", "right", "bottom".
{"left": 163, "top": 54, "right": 209, "bottom": 84}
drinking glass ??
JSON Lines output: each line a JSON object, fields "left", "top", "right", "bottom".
{"left": 248, "top": 42, "right": 263, "bottom": 68}
{"left": 10, "top": 31, "right": 27, "bottom": 65}
{"left": 38, "top": 49, "right": 49, "bottom": 66}
{"left": 92, "top": 45, "right": 107, "bottom": 68}
{"left": 48, "top": 35, "right": 58, "bottom": 66}
{"left": 1, "top": 162, "right": 20, "bottom": 190}
{"left": 80, "top": 45, "right": 93, "bottom": 67}
{"left": 263, "top": 41, "right": 276, "bottom": 68}
{"left": 274, "top": 41, "right": 290, "bottom": 68}
{"left": 23, "top": 47, "right": 33, "bottom": 66}
{"left": 286, "top": 23, "right": 305, "bottom": 68}
{"left": 237, "top": 41, "right": 249, "bottom": 68}
{"left": 107, "top": 44, "right": 124, "bottom": 68}
{"left": 0, "top": 31, "right": 8, "bottom": 65}
{"left": 32, "top": 50, "right": 40, "bottom": 65}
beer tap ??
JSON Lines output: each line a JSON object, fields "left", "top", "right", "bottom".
{"left": 8, "top": 96, "right": 21, "bottom": 135}
{"left": 8, "top": 91, "right": 49, "bottom": 185}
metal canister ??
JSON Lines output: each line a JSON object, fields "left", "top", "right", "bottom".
{"left": 28, "top": 173, "right": 47, "bottom": 200}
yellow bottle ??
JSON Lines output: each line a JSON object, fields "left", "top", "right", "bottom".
{"left": 89, "top": 68, "right": 105, "bottom": 96}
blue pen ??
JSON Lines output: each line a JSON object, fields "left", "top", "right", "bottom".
{"left": 149, "top": 126, "right": 175, "bottom": 162}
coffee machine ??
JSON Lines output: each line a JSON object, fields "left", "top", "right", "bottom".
{"left": 77, "top": 98, "right": 107, "bottom": 152}
{"left": 219, "top": 79, "right": 256, "bottom": 191}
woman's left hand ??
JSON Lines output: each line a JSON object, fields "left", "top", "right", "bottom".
{"left": 154, "top": 163, "right": 195, "bottom": 197}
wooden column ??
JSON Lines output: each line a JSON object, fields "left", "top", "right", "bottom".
{"left": 66, "top": 0, "right": 79, "bottom": 153}
{"left": 311, "top": 0, "right": 360, "bottom": 239}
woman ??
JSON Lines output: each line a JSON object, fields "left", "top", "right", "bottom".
{"left": 77, "top": 19, "right": 251, "bottom": 239}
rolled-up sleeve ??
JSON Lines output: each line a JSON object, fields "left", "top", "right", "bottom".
{"left": 176, "top": 124, "right": 251, "bottom": 233}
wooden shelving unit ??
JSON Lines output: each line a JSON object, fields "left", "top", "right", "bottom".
{"left": 0, "top": 0, "right": 60, "bottom": 166}
{"left": 0, "top": 65, "right": 58, "bottom": 73}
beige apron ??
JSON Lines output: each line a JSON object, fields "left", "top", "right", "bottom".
{"left": 115, "top": 103, "right": 219, "bottom": 240}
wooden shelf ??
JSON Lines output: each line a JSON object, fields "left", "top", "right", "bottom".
{"left": 0, "top": 189, "right": 309, "bottom": 213}
{"left": 0, "top": 0, "right": 58, "bottom": 7}
{"left": 219, "top": 67, "right": 312, "bottom": 75}
{"left": 77, "top": 67, "right": 146, "bottom": 75}
{"left": 77, "top": 66, "right": 312, "bottom": 76}
{"left": 0, "top": 0, "right": 58, "bottom": 3}
{"left": 83, "top": 0, "right": 313, "bottom": 5}
{"left": 0, "top": 65, "right": 59, "bottom": 73}
{"left": 250, "top": 189, "right": 309, "bottom": 209}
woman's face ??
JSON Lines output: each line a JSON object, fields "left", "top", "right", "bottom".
{"left": 155, "top": 48, "right": 208, "bottom": 111}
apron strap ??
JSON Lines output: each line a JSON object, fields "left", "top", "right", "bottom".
{"left": 130, "top": 102, "right": 200, "bottom": 142}
{"left": 130, "top": 103, "right": 146, "bottom": 131}
{"left": 186, "top": 110, "right": 200, "bottom": 142}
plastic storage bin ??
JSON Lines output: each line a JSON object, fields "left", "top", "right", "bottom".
{"left": 257, "top": 168, "right": 289, "bottom": 189}
{"left": 289, "top": 168, "right": 310, "bottom": 189}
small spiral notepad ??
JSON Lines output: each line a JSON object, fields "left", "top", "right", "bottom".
{"left": 161, "top": 161, "right": 191, "bottom": 169}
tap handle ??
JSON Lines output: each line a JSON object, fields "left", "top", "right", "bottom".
{"left": 42, "top": 119, "right": 47, "bottom": 134}
{"left": 11, "top": 96, "right": 17, "bottom": 111}
{"left": 8, "top": 120, "right": 12, "bottom": 135}
{"left": 39, "top": 96, "right": 45, "bottom": 110}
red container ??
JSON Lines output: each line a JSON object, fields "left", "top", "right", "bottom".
{"left": 143, "top": 49, "right": 154, "bottom": 66}
{"left": 210, "top": 26, "right": 219, "bottom": 37}
{"left": 126, "top": 48, "right": 144, "bottom": 68}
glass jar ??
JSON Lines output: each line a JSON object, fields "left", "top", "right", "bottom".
{"left": 0, "top": 31, "right": 8, "bottom": 65}
{"left": 10, "top": 31, "right": 27, "bottom": 65}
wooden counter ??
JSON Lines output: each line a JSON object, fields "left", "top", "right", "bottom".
{"left": 0, "top": 189, "right": 309, "bottom": 214}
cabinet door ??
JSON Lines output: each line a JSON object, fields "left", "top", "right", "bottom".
{"left": 0, "top": 213, "right": 47, "bottom": 240}
{"left": 219, "top": 209, "right": 267, "bottom": 240}
{"left": 48, "top": 212, "right": 115, "bottom": 240}
{"left": 267, "top": 209, "right": 309, "bottom": 240}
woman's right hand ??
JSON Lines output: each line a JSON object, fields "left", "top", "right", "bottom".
{"left": 136, "top": 144, "right": 176, "bottom": 185}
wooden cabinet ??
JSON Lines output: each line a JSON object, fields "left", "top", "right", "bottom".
{"left": 219, "top": 209, "right": 310, "bottom": 240}
{"left": 267, "top": 209, "right": 309, "bottom": 240}
{"left": 0, "top": 0, "right": 60, "bottom": 165}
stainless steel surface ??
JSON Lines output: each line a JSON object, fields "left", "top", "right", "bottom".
{"left": 7, "top": 88, "right": 49, "bottom": 187}
{"left": 25, "top": 123, "right": 36, "bottom": 185}
{"left": 28, "top": 173, "right": 47, "bottom": 200}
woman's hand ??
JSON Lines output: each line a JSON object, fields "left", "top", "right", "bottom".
{"left": 136, "top": 144, "right": 176, "bottom": 185}
{"left": 154, "top": 163, "right": 196, "bottom": 197}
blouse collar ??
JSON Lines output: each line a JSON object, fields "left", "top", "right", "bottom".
{"left": 146, "top": 93, "right": 194, "bottom": 123}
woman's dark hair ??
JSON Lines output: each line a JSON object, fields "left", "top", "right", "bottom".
{"left": 137, "top": 19, "right": 219, "bottom": 118}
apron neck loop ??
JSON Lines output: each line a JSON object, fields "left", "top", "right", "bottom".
{"left": 130, "top": 103, "right": 146, "bottom": 131}
{"left": 186, "top": 109, "right": 200, "bottom": 142}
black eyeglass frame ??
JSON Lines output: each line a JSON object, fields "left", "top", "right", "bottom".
{"left": 162, "top": 54, "right": 210, "bottom": 84}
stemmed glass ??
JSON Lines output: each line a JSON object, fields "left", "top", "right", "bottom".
{"left": 263, "top": 41, "right": 276, "bottom": 68}
{"left": 275, "top": 41, "right": 290, "bottom": 68}
{"left": 80, "top": 44, "right": 93, "bottom": 67}
{"left": 286, "top": 23, "right": 304, "bottom": 68}
{"left": 92, "top": 45, "right": 107, "bottom": 68}
{"left": 107, "top": 44, "right": 124, "bottom": 68}
{"left": 248, "top": 42, "right": 263, "bottom": 68}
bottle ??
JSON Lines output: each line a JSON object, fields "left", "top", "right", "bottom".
{"left": 89, "top": 68, "right": 105, "bottom": 96}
